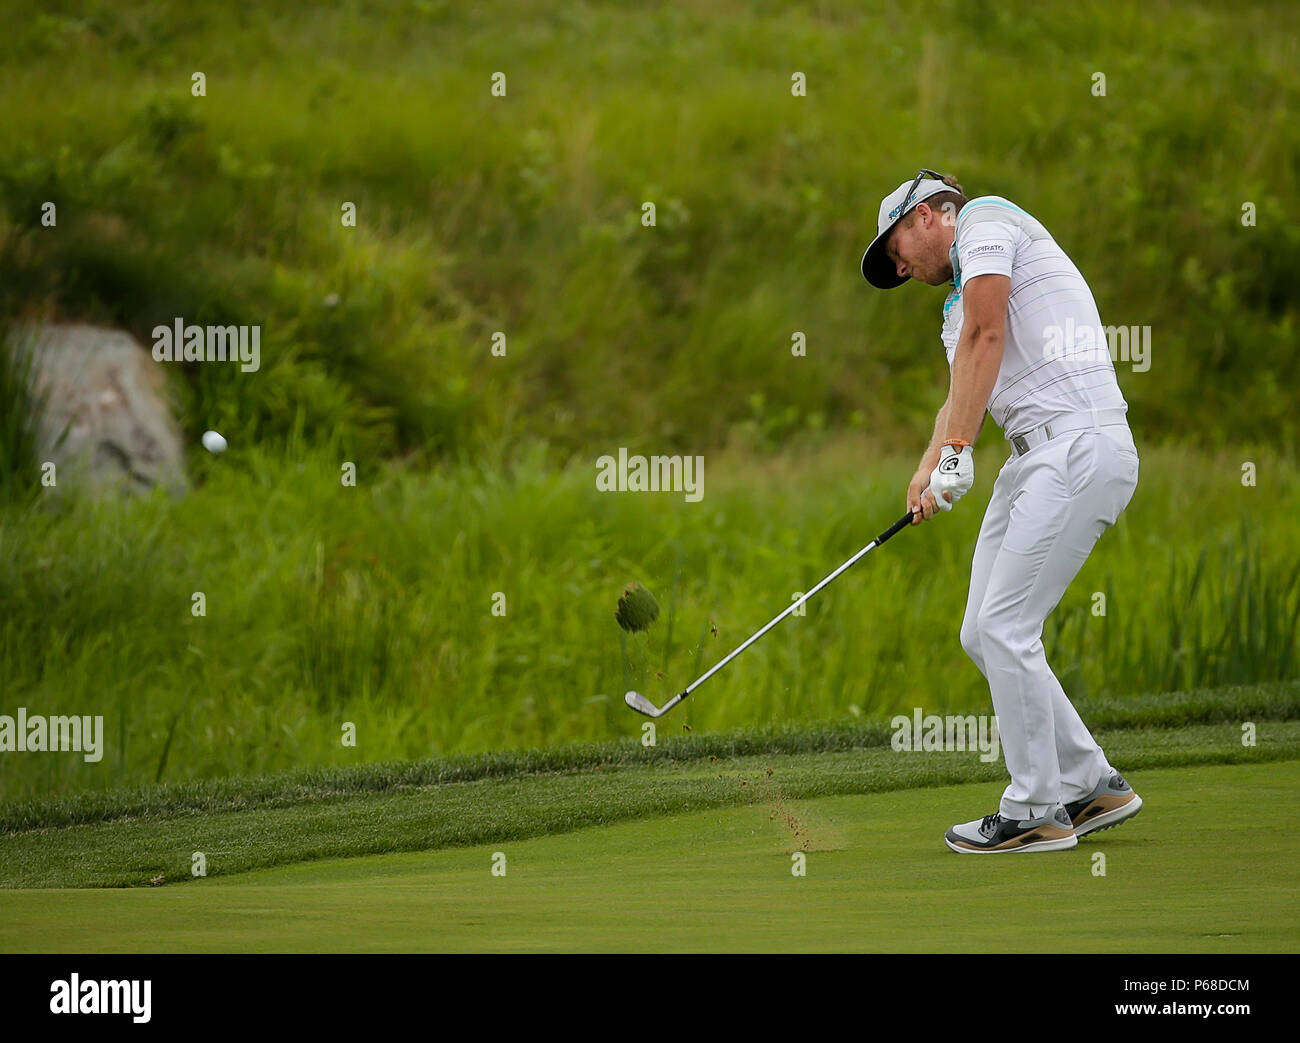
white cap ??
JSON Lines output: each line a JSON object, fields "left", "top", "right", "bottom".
{"left": 860, "top": 174, "right": 956, "bottom": 289}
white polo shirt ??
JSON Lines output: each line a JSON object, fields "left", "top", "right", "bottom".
{"left": 939, "top": 196, "right": 1128, "bottom": 439}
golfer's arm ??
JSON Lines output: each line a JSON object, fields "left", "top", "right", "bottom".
{"left": 945, "top": 274, "right": 1010, "bottom": 445}
{"left": 917, "top": 395, "right": 951, "bottom": 474}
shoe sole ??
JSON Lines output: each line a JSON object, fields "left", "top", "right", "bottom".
{"left": 945, "top": 832, "right": 1079, "bottom": 855}
{"left": 1073, "top": 793, "right": 1142, "bottom": 837}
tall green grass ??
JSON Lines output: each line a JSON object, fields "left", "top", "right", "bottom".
{"left": 1048, "top": 531, "right": 1300, "bottom": 700}
{"left": 0, "top": 436, "right": 1296, "bottom": 798}
{"left": 0, "top": 326, "right": 48, "bottom": 506}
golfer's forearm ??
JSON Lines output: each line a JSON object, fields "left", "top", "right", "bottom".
{"left": 946, "top": 330, "right": 1003, "bottom": 444}
{"left": 919, "top": 399, "right": 950, "bottom": 472}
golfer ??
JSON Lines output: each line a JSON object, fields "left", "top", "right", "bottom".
{"left": 862, "top": 170, "right": 1143, "bottom": 853}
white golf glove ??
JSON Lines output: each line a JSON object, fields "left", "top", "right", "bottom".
{"left": 926, "top": 444, "right": 974, "bottom": 512}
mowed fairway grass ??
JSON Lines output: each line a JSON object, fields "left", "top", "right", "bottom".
{"left": 2, "top": 757, "right": 1297, "bottom": 953}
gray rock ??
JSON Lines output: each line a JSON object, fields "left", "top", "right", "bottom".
{"left": 12, "top": 322, "right": 188, "bottom": 496}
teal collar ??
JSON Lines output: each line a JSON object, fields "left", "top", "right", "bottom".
{"left": 949, "top": 199, "right": 977, "bottom": 289}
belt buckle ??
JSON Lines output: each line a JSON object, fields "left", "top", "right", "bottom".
{"left": 1012, "top": 435, "right": 1029, "bottom": 455}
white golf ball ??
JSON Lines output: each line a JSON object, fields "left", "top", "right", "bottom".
{"left": 201, "top": 430, "right": 228, "bottom": 454}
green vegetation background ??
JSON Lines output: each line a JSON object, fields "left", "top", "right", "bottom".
{"left": 0, "top": 1, "right": 1297, "bottom": 797}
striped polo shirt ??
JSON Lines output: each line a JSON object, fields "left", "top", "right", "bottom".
{"left": 939, "top": 195, "right": 1128, "bottom": 439}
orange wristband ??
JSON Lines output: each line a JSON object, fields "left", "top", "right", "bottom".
{"left": 941, "top": 438, "right": 972, "bottom": 449}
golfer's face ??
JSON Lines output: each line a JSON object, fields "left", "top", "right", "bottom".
{"left": 887, "top": 213, "right": 941, "bottom": 285}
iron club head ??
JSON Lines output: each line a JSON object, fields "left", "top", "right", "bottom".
{"left": 624, "top": 690, "right": 662, "bottom": 717}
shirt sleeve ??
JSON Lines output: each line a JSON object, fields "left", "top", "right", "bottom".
{"left": 956, "top": 219, "right": 1017, "bottom": 282}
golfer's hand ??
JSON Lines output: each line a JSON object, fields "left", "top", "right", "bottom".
{"left": 907, "top": 467, "right": 946, "bottom": 523}
{"left": 925, "top": 445, "right": 974, "bottom": 513}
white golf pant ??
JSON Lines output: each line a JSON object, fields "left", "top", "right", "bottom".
{"left": 959, "top": 422, "right": 1139, "bottom": 820}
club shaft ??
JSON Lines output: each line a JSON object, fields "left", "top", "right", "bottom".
{"left": 679, "top": 509, "right": 914, "bottom": 700}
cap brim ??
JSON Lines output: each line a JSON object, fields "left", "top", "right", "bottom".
{"left": 861, "top": 226, "right": 907, "bottom": 289}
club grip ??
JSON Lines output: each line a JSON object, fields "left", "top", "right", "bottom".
{"left": 875, "top": 508, "right": 916, "bottom": 546}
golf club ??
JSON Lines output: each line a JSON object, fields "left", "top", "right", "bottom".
{"left": 624, "top": 507, "right": 916, "bottom": 718}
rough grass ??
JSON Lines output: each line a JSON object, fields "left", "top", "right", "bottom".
{"left": 1, "top": 439, "right": 1297, "bottom": 799}
{"left": 2, "top": 680, "right": 1295, "bottom": 834}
